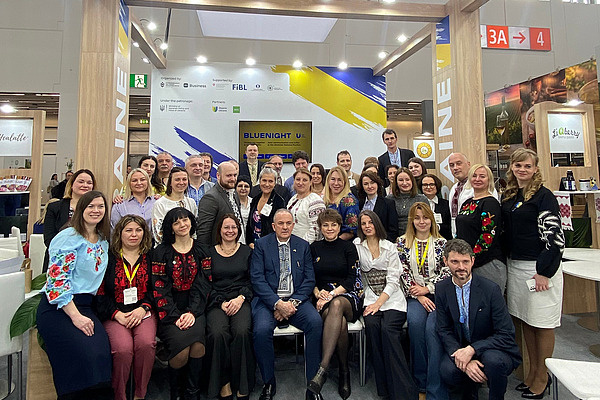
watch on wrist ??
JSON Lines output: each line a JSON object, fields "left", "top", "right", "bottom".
{"left": 141, "top": 305, "right": 150, "bottom": 312}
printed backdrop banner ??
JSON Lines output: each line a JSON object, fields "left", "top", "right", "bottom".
{"left": 0, "top": 119, "right": 33, "bottom": 157}
{"left": 150, "top": 62, "right": 386, "bottom": 173}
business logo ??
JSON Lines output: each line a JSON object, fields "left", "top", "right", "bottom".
{"left": 417, "top": 142, "right": 433, "bottom": 158}
{"left": 212, "top": 106, "right": 218, "bottom": 112}
{"left": 233, "top": 106, "right": 241, "bottom": 113}
{"left": 551, "top": 126, "right": 582, "bottom": 139}
{"left": 183, "top": 82, "right": 189, "bottom": 88}
{"left": 160, "top": 82, "right": 165, "bottom": 88}
{"left": 232, "top": 84, "right": 248, "bottom": 91}
{"left": 183, "top": 82, "right": 207, "bottom": 89}
{"left": 211, "top": 100, "right": 228, "bottom": 113}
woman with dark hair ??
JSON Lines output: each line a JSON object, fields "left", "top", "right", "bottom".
{"left": 397, "top": 202, "right": 449, "bottom": 399}
{"left": 152, "top": 167, "right": 197, "bottom": 244}
{"left": 138, "top": 155, "right": 165, "bottom": 195}
{"left": 288, "top": 168, "right": 326, "bottom": 243}
{"left": 502, "top": 148, "right": 564, "bottom": 399}
{"left": 207, "top": 214, "right": 255, "bottom": 400}
{"left": 384, "top": 165, "right": 399, "bottom": 195}
{"left": 324, "top": 166, "right": 360, "bottom": 240}
{"left": 354, "top": 210, "right": 417, "bottom": 400}
{"left": 310, "top": 163, "right": 326, "bottom": 197}
{"left": 246, "top": 167, "right": 286, "bottom": 248}
{"left": 236, "top": 175, "right": 252, "bottom": 235}
{"left": 152, "top": 207, "right": 212, "bottom": 400}
{"left": 421, "top": 174, "right": 452, "bottom": 240}
{"left": 357, "top": 170, "right": 398, "bottom": 242}
{"left": 387, "top": 167, "right": 427, "bottom": 237}
{"left": 96, "top": 215, "right": 156, "bottom": 400}
{"left": 407, "top": 157, "right": 427, "bottom": 192}
{"left": 308, "top": 209, "right": 362, "bottom": 399}
{"left": 37, "top": 191, "right": 112, "bottom": 399}
{"left": 43, "top": 168, "right": 96, "bottom": 272}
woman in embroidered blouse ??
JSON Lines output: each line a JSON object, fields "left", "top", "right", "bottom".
{"left": 354, "top": 210, "right": 417, "bottom": 400}
{"left": 151, "top": 207, "right": 212, "bottom": 399}
{"left": 397, "top": 202, "right": 449, "bottom": 398}
{"left": 43, "top": 168, "right": 96, "bottom": 271}
{"left": 310, "top": 163, "right": 326, "bottom": 197}
{"left": 152, "top": 167, "right": 198, "bottom": 244}
{"left": 324, "top": 166, "right": 360, "bottom": 240}
{"left": 110, "top": 168, "right": 156, "bottom": 231}
{"left": 138, "top": 155, "right": 165, "bottom": 195}
{"left": 96, "top": 215, "right": 156, "bottom": 400}
{"left": 246, "top": 167, "right": 286, "bottom": 248}
{"left": 387, "top": 167, "right": 428, "bottom": 237}
{"left": 37, "top": 190, "right": 112, "bottom": 399}
{"left": 207, "top": 214, "right": 255, "bottom": 400}
{"left": 501, "top": 149, "right": 564, "bottom": 399}
{"left": 288, "top": 167, "right": 326, "bottom": 243}
{"left": 455, "top": 164, "right": 506, "bottom": 293}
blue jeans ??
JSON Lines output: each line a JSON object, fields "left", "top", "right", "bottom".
{"left": 407, "top": 298, "right": 448, "bottom": 400}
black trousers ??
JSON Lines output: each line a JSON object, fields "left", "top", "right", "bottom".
{"left": 440, "top": 349, "right": 514, "bottom": 400}
{"left": 364, "top": 309, "right": 418, "bottom": 400}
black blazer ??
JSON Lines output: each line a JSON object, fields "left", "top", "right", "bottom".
{"left": 245, "top": 190, "right": 286, "bottom": 245}
{"left": 239, "top": 160, "right": 264, "bottom": 181}
{"left": 377, "top": 148, "right": 416, "bottom": 185}
{"left": 358, "top": 196, "right": 399, "bottom": 242}
{"left": 435, "top": 275, "right": 522, "bottom": 369}
{"left": 434, "top": 198, "right": 452, "bottom": 240}
{"left": 42, "top": 198, "right": 71, "bottom": 271}
{"left": 250, "top": 183, "right": 291, "bottom": 205}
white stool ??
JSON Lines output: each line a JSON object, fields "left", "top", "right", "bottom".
{"left": 545, "top": 358, "right": 600, "bottom": 400}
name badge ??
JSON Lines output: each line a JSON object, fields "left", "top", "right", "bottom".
{"left": 123, "top": 287, "right": 138, "bottom": 305}
{"left": 261, "top": 203, "right": 273, "bottom": 217}
{"left": 434, "top": 213, "right": 443, "bottom": 224}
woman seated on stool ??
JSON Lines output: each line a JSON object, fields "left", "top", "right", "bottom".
{"left": 96, "top": 214, "right": 156, "bottom": 400}
{"left": 37, "top": 190, "right": 112, "bottom": 399}
{"left": 207, "top": 214, "right": 255, "bottom": 400}
{"left": 308, "top": 209, "right": 363, "bottom": 399}
{"left": 397, "top": 202, "right": 449, "bottom": 400}
{"left": 151, "top": 207, "right": 212, "bottom": 400}
{"left": 354, "top": 210, "right": 417, "bottom": 400}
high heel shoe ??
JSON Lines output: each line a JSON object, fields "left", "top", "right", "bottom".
{"left": 521, "top": 376, "right": 552, "bottom": 399}
{"left": 515, "top": 382, "right": 529, "bottom": 391}
{"left": 307, "top": 366, "right": 328, "bottom": 394}
{"left": 338, "top": 369, "right": 351, "bottom": 400}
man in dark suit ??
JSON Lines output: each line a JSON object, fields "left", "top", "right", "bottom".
{"left": 239, "top": 142, "right": 264, "bottom": 186}
{"left": 197, "top": 161, "right": 244, "bottom": 245}
{"left": 377, "top": 128, "right": 416, "bottom": 185}
{"left": 436, "top": 239, "right": 521, "bottom": 400}
{"left": 250, "top": 209, "right": 323, "bottom": 400}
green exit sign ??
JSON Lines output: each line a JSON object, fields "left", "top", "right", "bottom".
{"left": 130, "top": 74, "right": 147, "bottom": 88}
{"left": 139, "top": 118, "right": 149, "bottom": 124}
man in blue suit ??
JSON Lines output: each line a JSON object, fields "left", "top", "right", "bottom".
{"left": 251, "top": 208, "right": 323, "bottom": 400}
{"left": 435, "top": 239, "right": 521, "bottom": 400}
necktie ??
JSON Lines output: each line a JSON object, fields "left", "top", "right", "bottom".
{"left": 451, "top": 180, "right": 465, "bottom": 218}
{"left": 250, "top": 163, "right": 257, "bottom": 186}
{"left": 227, "top": 190, "right": 243, "bottom": 226}
{"left": 278, "top": 243, "right": 292, "bottom": 294}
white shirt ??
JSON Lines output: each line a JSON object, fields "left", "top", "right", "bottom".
{"left": 353, "top": 238, "right": 406, "bottom": 312}
{"left": 151, "top": 196, "right": 197, "bottom": 245}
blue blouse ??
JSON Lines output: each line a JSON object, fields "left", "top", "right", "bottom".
{"left": 43, "top": 227, "right": 109, "bottom": 308}
{"left": 327, "top": 193, "right": 359, "bottom": 237}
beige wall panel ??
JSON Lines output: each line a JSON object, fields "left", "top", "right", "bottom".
{"left": 0, "top": 0, "right": 64, "bottom": 30}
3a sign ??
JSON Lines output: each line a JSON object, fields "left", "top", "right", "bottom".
{"left": 481, "top": 25, "right": 551, "bottom": 51}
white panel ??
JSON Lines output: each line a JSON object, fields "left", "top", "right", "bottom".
{"left": 0, "top": 0, "right": 64, "bottom": 30}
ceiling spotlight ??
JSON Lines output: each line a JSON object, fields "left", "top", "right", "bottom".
{"left": 397, "top": 34, "right": 408, "bottom": 43}
{"left": 196, "top": 55, "right": 207, "bottom": 63}
{"left": 293, "top": 60, "right": 303, "bottom": 68}
{"left": 423, "top": 131, "right": 433, "bottom": 136}
{"left": 159, "top": 42, "right": 168, "bottom": 50}
{"left": 147, "top": 21, "right": 157, "bottom": 31}
{"left": 566, "top": 99, "right": 584, "bottom": 106}
{"left": 246, "top": 58, "right": 256, "bottom": 66}
{"left": 142, "top": 57, "right": 150, "bottom": 64}
{"left": 0, "top": 104, "right": 16, "bottom": 113}
{"left": 338, "top": 61, "right": 348, "bottom": 70}
{"left": 132, "top": 41, "right": 140, "bottom": 48}
{"left": 378, "top": 51, "right": 388, "bottom": 59}
{"left": 382, "top": 0, "right": 396, "bottom": 3}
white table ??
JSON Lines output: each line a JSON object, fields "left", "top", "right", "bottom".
{"left": 546, "top": 358, "right": 600, "bottom": 400}
{"left": 563, "top": 248, "right": 600, "bottom": 262}
{"left": 562, "top": 260, "right": 600, "bottom": 357}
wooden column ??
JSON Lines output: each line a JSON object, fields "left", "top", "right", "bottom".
{"left": 77, "top": 0, "right": 130, "bottom": 197}
{"left": 432, "top": 0, "right": 485, "bottom": 190}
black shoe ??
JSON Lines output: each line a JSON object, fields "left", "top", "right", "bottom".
{"left": 307, "top": 366, "right": 328, "bottom": 394}
{"left": 306, "top": 390, "right": 324, "bottom": 400}
{"left": 338, "top": 369, "right": 351, "bottom": 400}
{"left": 515, "top": 382, "right": 529, "bottom": 392}
{"left": 168, "top": 366, "right": 182, "bottom": 400}
{"left": 521, "top": 374, "right": 552, "bottom": 399}
{"left": 184, "top": 357, "right": 203, "bottom": 400}
{"left": 259, "top": 383, "right": 276, "bottom": 400}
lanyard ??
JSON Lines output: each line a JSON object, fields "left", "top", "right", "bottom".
{"left": 415, "top": 238, "right": 429, "bottom": 275}
{"left": 120, "top": 250, "right": 141, "bottom": 287}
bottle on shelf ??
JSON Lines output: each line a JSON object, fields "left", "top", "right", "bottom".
{"left": 566, "top": 170, "right": 576, "bottom": 191}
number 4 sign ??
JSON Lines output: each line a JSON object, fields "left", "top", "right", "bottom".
{"left": 530, "top": 27, "right": 551, "bottom": 50}
{"left": 481, "top": 25, "right": 551, "bottom": 51}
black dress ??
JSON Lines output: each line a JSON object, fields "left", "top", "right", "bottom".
{"left": 310, "top": 238, "right": 363, "bottom": 322}
{"left": 151, "top": 240, "right": 211, "bottom": 359}
{"left": 245, "top": 190, "right": 286, "bottom": 245}
{"left": 206, "top": 245, "right": 256, "bottom": 398}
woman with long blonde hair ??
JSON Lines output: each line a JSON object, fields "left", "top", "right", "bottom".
{"left": 323, "top": 166, "right": 359, "bottom": 240}
{"left": 501, "top": 148, "right": 564, "bottom": 399}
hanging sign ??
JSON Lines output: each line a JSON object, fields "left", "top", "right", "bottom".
{"left": 481, "top": 25, "right": 551, "bottom": 51}
{"left": 0, "top": 119, "right": 33, "bottom": 157}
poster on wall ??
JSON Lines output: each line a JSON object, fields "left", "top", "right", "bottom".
{"left": 239, "top": 121, "right": 312, "bottom": 161}
{"left": 413, "top": 139, "right": 435, "bottom": 162}
{"left": 547, "top": 112, "right": 584, "bottom": 154}
{"left": 0, "top": 119, "right": 33, "bottom": 157}
{"left": 149, "top": 61, "right": 386, "bottom": 176}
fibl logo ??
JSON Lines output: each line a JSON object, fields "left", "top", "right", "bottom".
{"left": 232, "top": 84, "right": 247, "bottom": 91}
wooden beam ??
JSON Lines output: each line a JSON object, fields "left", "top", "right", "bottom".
{"left": 125, "top": 0, "right": 447, "bottom": 22}
{"left": 461, "top": 0, "right": 491, "bottom": 13}
{"left": 131, "top": 13, "right": 167, "bottom": 69}
{"left": 373, "top": 23, "right": 432, "bottom": 76}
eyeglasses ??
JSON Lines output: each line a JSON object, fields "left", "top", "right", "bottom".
{"left": 421, "top": 183, "right": 436, "bottom": 188}
{"left": 237, "top": 184, "right": 250, "bottom": 189}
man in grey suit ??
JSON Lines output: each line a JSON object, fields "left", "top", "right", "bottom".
{"left": 197, "top": 161, "right": 244, "bottom": 245}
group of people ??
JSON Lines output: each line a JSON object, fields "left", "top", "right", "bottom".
{"left": 36, "top": 129, "right": 564, "bottom": 400}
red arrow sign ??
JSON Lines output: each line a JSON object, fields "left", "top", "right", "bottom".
{"left": 513, "top": 32, "right": 526, "bottom": 44}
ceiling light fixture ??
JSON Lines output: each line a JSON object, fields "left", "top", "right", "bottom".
{"left": 378, "top": 51, "right": 388, "bottom": 59}
{"left": 338, "top": 61, "right": 348, "bottom": 70}
{"left": 196, "top": 55, "right": 207, "bottom": 63}
{"left": 0, "top": 104, "right": 16, "bottom": 113}
{"left": 382, "top": 0, "right": 396, "bottom": 3}
{"left": 397, "top": 34, "right": 408, "bottom": 43}
{"left": 132, "top": 41, "right": 140, "bottom": 48}
{"left": 142, "top": 57, "right": 150, "bottom": 64}
{"left": 246, "top": 57, "right": 256, "bottom": 66}
{"left": 293, "top": 60, "right": 303, "bottom": 68}
{"left": 159, "top": 42, "right": 168, "bottom": 50}
{"left": 139, "top": 19, "right": 157, "bottom": 31}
